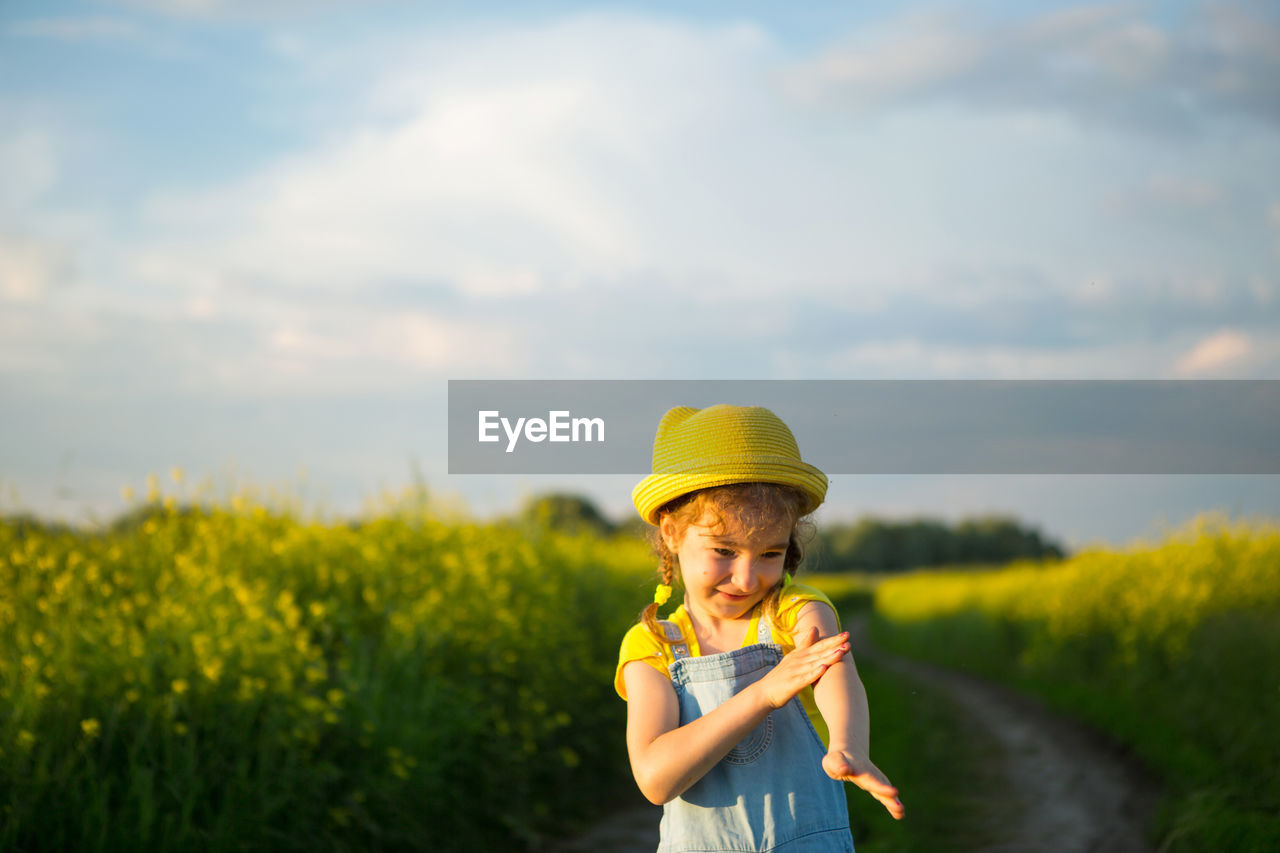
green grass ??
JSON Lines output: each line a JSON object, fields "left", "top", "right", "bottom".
{"left": 845, "top": 659, "right": 1010, "bottom": 853}
{"left": 823, "top": 591, "right": 1011, "bottom": 853}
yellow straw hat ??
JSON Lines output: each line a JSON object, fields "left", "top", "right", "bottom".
{"left": 632, "top": 404, "right": 828, "bottom": 525}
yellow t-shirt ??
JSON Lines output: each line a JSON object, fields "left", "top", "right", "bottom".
{"left": 614, "top": 583, "right": 839, "bottom": 744}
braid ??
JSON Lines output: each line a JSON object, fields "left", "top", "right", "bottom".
{"left": 640, "top": 538, "right": 681, "bottom": 643}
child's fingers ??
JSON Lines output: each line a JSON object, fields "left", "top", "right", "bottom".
{"left": 796, "top": 635, "right": 849, "bottom": 673}
{"left": 811, "top": 635, "right": 851, "bottom": 663}
{"left": 800, "top": 631, "right": 848, "bottom": 656}
{"left": 842, "top": 771, "right": 904, "bottom": 819}
{"left": 873, "top": 791, "right": 906, "bottom": 820}
{"left": 854, "top": 774, "right": 898, "bottom": 799}
{"left": 791, "top": 640, "right": 848, "bottom": 679}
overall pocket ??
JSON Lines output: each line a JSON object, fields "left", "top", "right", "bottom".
{"left": 724, "top": 712, "right": 774, "bottom": 765}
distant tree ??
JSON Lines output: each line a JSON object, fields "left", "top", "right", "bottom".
{"left": 0, "top": 512, "right": 77, "bottom": 539}
{"left": 811, "top": 515, "right": 1064, "bottom": 573}
{"left": 520, "top": 493, "right": 615, "bottom": 536}
{"left": 612, "top": 515, "right": 654, "bottom": 542}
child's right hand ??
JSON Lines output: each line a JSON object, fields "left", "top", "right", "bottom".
{"left": 756, "top": 627, "right": 850, "bottom": 710}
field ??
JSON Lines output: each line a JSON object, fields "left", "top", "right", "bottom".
{"left": 5, "top": 487, "right": 1278, "bottom": 851}
{"left": 869, "top": 517, "right": 1280, "bottom": 851}
{"left": 1, "top": 486, "right": 652, "bottom": 851}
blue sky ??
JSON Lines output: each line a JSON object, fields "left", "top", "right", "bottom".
{"left": 2, "top": 0, "right": 1278, "bottom": 545}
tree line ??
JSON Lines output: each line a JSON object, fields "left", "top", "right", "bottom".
{"left": 518, "top": 493, "right": 1065, "bottom": 572}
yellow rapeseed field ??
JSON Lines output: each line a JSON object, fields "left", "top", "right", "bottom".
{"left": 877, "top": 517, "right": 1280, "bottom": 667}
{"left": 0, "top": 485, "right": 653, "bottom": 851}
{"left": 871, "top": 516, "right": 1280, "bottom": 851}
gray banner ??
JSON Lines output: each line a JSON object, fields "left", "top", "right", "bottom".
{"left": 447, "top": 380, "right": 1280, "bottom": 474}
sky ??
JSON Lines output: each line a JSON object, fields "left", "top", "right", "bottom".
{"left": 2, "top": 0, "right": 1278, "bottom": 547}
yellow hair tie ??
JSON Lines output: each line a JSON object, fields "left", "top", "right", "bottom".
{"left": 653, "top": 583, "right": 672, "bottom": 606}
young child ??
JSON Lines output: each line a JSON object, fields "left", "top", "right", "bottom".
{"left": 616, "top": 405, "right": 903, "bottom": 852}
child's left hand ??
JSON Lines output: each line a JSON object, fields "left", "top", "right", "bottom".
{"left": 822, "top": 748, "right": 905, "bottom": 820}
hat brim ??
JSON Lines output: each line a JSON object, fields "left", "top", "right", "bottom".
{"left": 632, "top": 456, "right": 827, "bottom": 526}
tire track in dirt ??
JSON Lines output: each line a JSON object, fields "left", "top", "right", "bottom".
{"left": 849, "top": 615, "right": 1159, "bottom": 853}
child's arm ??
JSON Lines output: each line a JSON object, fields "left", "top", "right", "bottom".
{"left": 794, "top": 601, "right": 906, "bottom": 820}
{"left": 622, "top": 630, "right": 851, "bottom": 805}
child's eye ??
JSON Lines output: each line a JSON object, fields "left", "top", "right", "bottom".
{"left": 763, "top": 551, "right": 784, "bottom": 559}
{"left": 714, "top": 548, "right": 736, "bottom": 557}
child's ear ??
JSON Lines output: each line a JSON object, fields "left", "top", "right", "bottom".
{"left": 659, "top": 515, "right": 678, "bottom": 552}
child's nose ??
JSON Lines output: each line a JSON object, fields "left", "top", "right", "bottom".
{"left": 731, "top": 559, "right": 758, "bottom": 591}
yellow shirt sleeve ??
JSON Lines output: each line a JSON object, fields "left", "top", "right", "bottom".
{"left": 770, "top": 583, "right": 841, "bottom": 650}
{"left": 615, "top": 622, "right": 671, "bottom": 701}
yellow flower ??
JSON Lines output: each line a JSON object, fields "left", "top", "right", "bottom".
{"left": 171, "top": 678, "right": 189, "bottom": 696}
{"left": 200, "top": 659, "right": 224, "bottom": 683}
{"left": 80, "top": 718, "right": 101, "bottom": 739}
{"left": 17, "top": 730, "right": 35, "bottom": 751}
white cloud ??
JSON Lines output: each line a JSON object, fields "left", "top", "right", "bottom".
{"left": 138, "top": 61, "right": 659, "bottom": 294}
{"left": 0, "top": 233, "right": 70, "bottom": 303}
{"left": 118, "top": 10, "right": 1280, "bottom": 323}
{"left": 132, "top": 16, "right": 1127, "bottom": 311}
{"left": 267, "top": 311, "right": 518, "bottom": 375}
{"left": 6, "top": 8, "right": 1278, "bottom": 404}
{"left": 783, "top": 9, "right": 988, "bottom": 102}
{"left": 784, "top": 3, "right": 1280, "bottom": 129}
{"left": 1173, "top": 329, "right": 1253, "bottom": 376}
{"left": 132, "top": 16, "right": 857, "bottom": 303}
{"left": 781, "top": 337, "right": 1154, "bottom": 380}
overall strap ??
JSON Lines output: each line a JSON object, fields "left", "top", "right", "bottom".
{"left": 658, "top": 621, "right": 691, "bottom": 660}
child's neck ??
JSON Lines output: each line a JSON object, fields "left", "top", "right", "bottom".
{"left": 685, "top": 604, "right": 755, "bottom": 655}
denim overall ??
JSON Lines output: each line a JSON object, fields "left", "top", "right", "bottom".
{"left": 656, "top": 616, "right": 855, "bottom": 853}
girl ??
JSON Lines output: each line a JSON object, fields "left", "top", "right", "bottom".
{"left": 616, "top": 405, "right": 903, "bottom": 853}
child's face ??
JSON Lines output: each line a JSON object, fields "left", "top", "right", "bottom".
{"left": 661, "top": 509, "right": 792, "bottom": 623}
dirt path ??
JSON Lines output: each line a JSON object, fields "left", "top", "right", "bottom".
{"left": 544, "top": 798, "right": 661, "bottom": 853}
{"left": 548, "top": 618, "right": 1158, "bottom": 852}
{"left": 848, "top": 615, "right": 1158, "bottom": 853}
